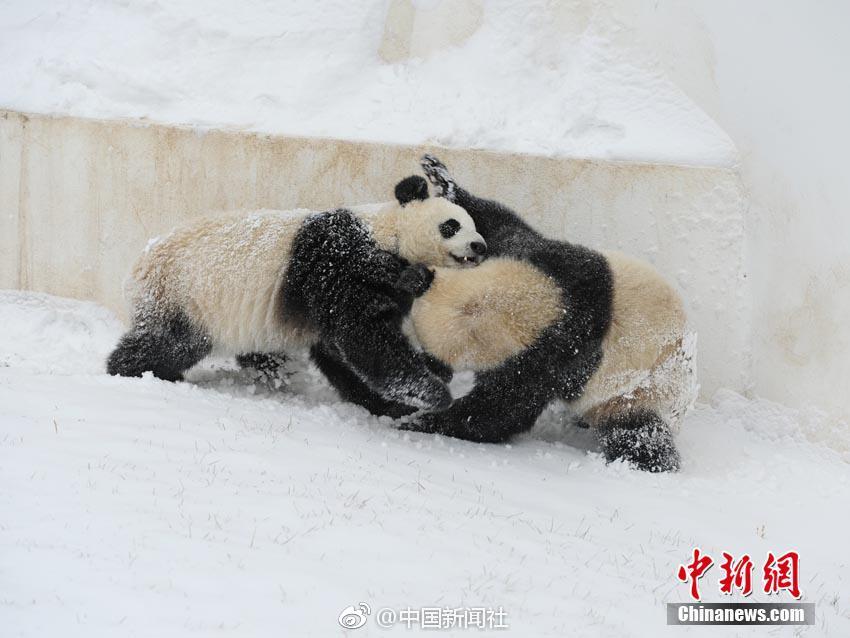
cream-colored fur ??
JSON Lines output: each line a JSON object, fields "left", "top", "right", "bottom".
{"left": 130, "top": 209, "right": 314, "bottom": 354}
{"left": 411, "top": 258, "right": 564, "bottom": 370}
{"left": 126, "top": 197, "right": 484, "bottom": 355}
{"left": 411, "top": 250, "right": 696, "bottom": 429}
{"left": 569, "top": 251, "right": 696, "bottom": 432}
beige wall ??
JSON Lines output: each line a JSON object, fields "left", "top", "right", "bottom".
{"left": 0, "top": 110, "right": 748, "bottom": 396}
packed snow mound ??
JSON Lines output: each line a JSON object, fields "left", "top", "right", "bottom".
{"left": 0, "top": 0, "right": 735, "bottom": 166}
{"left": 0, "top": 290, "right": 123, "bottom": 375}
{"left": 1, "top": 291, "right": 848, "bottom": 637}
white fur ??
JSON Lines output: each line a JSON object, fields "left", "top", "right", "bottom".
{"left": 129, "top": 209, "right": 312, "bottom": 354}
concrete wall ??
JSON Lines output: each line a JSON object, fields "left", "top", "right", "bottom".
{"left": 0, "top": 109, "right": 748, "bottom": 396}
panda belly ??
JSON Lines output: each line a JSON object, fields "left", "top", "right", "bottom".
{"left": 411, "top": 258, "right": 564, "bottom": 370}
{"left": 569, "top": 251, "right": 696, "bottom": 431}
{"left": 130, "top": 209, "right": 317, "bottom": 354}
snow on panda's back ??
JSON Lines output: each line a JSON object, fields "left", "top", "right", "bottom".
{"left": 129, "top": 208, "right": 313, "bottom": 354}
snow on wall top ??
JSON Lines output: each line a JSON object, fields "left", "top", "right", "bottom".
{"left": 0, "top": 0, "right": 736, "bottom": 167}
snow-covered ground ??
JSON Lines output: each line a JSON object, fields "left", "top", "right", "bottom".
{"left": 0, "top": 0, "right": 735, "bottom": 166}
{"left": 1, "top": 290, "right": 848, "bottom": 637}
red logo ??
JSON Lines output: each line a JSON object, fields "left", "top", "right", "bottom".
{"left": 677, "top": 548, "right": 714, "bottom": 600}
{"left": 763, "top": 551, "right": 801, "bottom": 599}
{"left": 677, "top": 549, "right": 801, "bottom": 600}
{"left": 719, "top": 552, "right": 754, "bottom": 597}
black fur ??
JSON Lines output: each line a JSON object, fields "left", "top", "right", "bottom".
{"left": 395, "top": 175, "right": 430, "bottom": 205}
{"left": 310, "top": 342, "right": 417, "bottom": 418}
{"left": 106, "top": 311, "right": 212, "bottom": 381}
{"left": 236, "top": 352, "right": 289, "bottom": 386}
{"left": 596, "top": 410, "right": 681, "bottom": 472}
{"left": 236, "top": 351, "right": 287, "bottom": 374}
{"left": 421, "top": 353, "right": 454, "bottom": 384}
{"left": 438, "top": 218, "right": 461, "bottom": 238}
{"left": 282, "top": 209, "right": 451, "bottom": 411}
{"left": 409, "top": 155, "right": 681, "bottom": 471}
{"left": 309, "top": 344, "right": 453, "bottom": 418}
{"left": 394, "top": 263, "right": 435, "bottom": 297}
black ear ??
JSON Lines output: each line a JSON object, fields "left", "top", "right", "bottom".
{"left": 395, "top": 175, "right": 430, "bottom": 205}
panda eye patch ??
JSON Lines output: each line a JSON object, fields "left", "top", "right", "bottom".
{"left": 439, "top": 219, "right": 461, "bottom": 239}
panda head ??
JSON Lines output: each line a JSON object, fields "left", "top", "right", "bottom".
{"left": 393, "top": 175, "right": 487, "bottom": 268}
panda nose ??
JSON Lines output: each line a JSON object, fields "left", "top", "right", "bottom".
{"left": 470, "top": 241, "right": 487, "bottom": 255}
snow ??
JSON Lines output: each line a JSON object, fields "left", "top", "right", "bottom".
{"left": 0, "top": 0, "right": 735, "bottom": 166}
{"left": 2, "top": 290, "right": 848, "bottom": 637}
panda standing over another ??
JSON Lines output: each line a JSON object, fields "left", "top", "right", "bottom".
{"left": 388, "top": 156, "right": 695, "bottom": 472}
{"left": 106, "top": 176, "right": 487, "bottom": 413}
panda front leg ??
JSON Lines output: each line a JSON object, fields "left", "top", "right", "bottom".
{"left": 106, "top": 311, "right": 212, "bottom": 381}
{"left": 419, "top": 154, "right": 457, "bottom": 200}
{"left": 594, "top": 410, "right": 681, "bottom": 472}
{"left": 318, "top": 261, "right": 452, "bottom": 412}
{"left": 403, "top": 330, "right": 603, "bottom": 442}
{"left": 310, "top": 342, "right": 417, "bottom": 418}
{"left": 401, "top": 346, "right": 563, "bottom": 443}
{"left": 330, "top": 316, "right": 451, "bottom": 412}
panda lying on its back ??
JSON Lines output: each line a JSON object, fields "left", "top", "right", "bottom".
{"left": 106, "top": 176, "right": 487, "bottom": 413}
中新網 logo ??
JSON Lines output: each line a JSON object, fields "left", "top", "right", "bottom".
{"left": 677, "top": 548, "right": 801, "bottom": 600}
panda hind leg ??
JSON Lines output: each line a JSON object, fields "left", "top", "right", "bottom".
{"left": 595, "top": 409, "right": 680, "bottom": 473}
{"left": 106, "top": 312, "right": 211, "bottom": 382}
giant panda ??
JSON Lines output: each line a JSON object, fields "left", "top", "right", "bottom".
{"left": 398, "top": 156, "right": 694, "bottom": 472}
{"left": 106, "top": 175, "right": 487, "bottom": 412}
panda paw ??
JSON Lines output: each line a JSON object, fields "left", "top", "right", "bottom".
{"left": 400, "top": 408, "right": 510, "bottom": 443}
{"left": 395, "top": 263, "right": 435, "bottom": 297}
{"left": 398, "top": 411, "right": 444, "bottom": 435}
{"left": 236, "top": 352, "right": 287, "bottom": 374}
{"left": 235, "top": 352, "right": 290, "bottom": 387}
{"left": 596, "top": 410, "right": 681, "bottom": 473}
{"left": 384, "top": 374, "right": 451, "bottom": 412}
{"left": 420, "top": 154, "right": 457, "bottom": 201}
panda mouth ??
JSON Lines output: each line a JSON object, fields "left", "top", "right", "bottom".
{"left": 451, "top": 254, "right": 482, "bottom": 267}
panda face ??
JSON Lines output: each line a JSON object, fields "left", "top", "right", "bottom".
{"left": 394, "top": 175, "right": 487, "bottom": 268}
{"left": 397, "top": 197, "right": 487, "bottom": 268}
